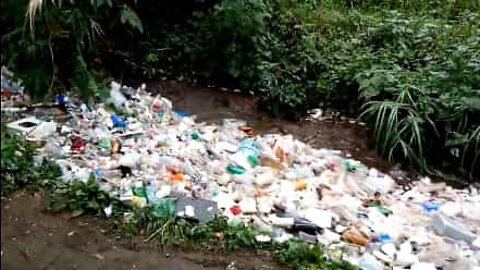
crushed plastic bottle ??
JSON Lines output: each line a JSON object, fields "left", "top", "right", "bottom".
{"left": 358, "top": 253, "right": 383, "bottom": 270}
{"left": 108, "top": 81, "right": 127, "bottom": 108}
{"left": 431, "top": 213, "right": 477, "bottom": 243}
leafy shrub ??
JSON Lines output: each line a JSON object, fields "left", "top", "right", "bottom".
{"left": 1, "top": 0, "right": 143, "bottom": 99}
{"left": 47, "top": 175, "right": 117, "bottom": 217}
{"left": 135, "top": 1, "right": 479, "bottom": 181}
{"left": 1, "top": 120, "right": 61, "bottom": 195}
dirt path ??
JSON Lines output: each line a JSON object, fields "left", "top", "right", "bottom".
{"left": 2, "top": 80, "right": 395, "bottom": 270}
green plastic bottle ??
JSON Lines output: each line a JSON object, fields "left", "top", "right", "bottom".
{"left": 227, "top": 164, "right": 246, "bottom": 174}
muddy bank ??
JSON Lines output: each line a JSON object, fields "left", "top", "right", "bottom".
{"left": 1, "top": 191, "right": 282, "bottom": 270}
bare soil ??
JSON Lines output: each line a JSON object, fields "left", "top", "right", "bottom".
{"left": 1, "top": 191, "right": 282, "bottom": 270}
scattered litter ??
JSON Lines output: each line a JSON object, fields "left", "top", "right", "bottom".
{"left": 431, "top": 213, "right": 476, "bottom": 243}
{"left": 2, "top": 74, "right": 478, "bottom": 270}
{"left": 175, "top": 197, "right": 217, "bottom": 223}
{"left": 92, "top": 253, "right": 104, "bottom": 260}
{"left": 358, "top": 253, "right": 383, "bottom": 270}
{"left": 7, "top": 117, "right": 43, "bottom": 135}
{"left": 255, "top": 235, "right": 271, "bottom": 243}
{"left": 104, "top": 204, "right": 113, "bottom": 218}
{"left": 225, "top": 261, "right": 238, "bottom": 270}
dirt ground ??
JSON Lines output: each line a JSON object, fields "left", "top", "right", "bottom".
{"left": 2, "top": 81, "right": 395, "bottom": 270}
{"left": 1, "top": 190, "right": 284, "bottom": 270}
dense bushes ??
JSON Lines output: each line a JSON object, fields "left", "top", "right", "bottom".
{"left": 1, "top": 0, "right": 479, "bottom": 181}
{"left": 136, "top": 0, "right": 479, "bottom": 181}
{"left": 1, "top": 0, "right": 143, "bottom": 99}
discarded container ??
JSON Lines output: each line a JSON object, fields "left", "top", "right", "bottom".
{"left": 317, "top": 229, "right": 341, "bottom": 246}
{"left": 254, "top": 170, "right": 274, "bottom": 187}
{"left": 238, "top": 126, "right": 256, "bottom": 137}
{"left": 373, "top": 233, "right": 391, "bottom": 243}
{"left": 109, "top": 81, "right": 127, "bottom": 108}
{"left": 260, "top": 155, "right": 283, "bottom": 170}
{"left": 372, "top": 249, "right": 393, "bottom": 264}
{"left": 303, "top": 208, "right": 333, "bottom": 228}
{"left": 255, "top": 234, "right": 271, "bottom": 243}
{"left": 417, "top": 182, "right": 446, "bottom": 193}
{"left": 111, "top": 114, "right": 126, "bottom": 128}
{"left": 175, "top": 197, "right": 217, "bottom": 222}
{"left": 294, "top": 221, "right": 322, "bottom": 235}
{"left": 55, "top": 94, "right": 68, "bottom": 105}
{"left": 227, "top": 164, "right": 246, "bottom": 174}
{"left": 230, "top": 205, "right": 241, "bottom": 216}
{"left": 358, "top": 253, "right": 383, "bottom": 270}
{"left": 410, "top": 262, "right": 436, "bottom": 270}
{"left": 71, "top": 137, "right": 86, "bottom": 151}
{"left": 7, "top": 117, "right": 42, "bottom": 134}
{"left": 103, "top": 204, "right": 113, "bottom": 218}
{"left": 431, "top": 213, "right": 477, "bottom": 243}
{"left": 358, "top": 169, "right": 395, "bottom": 195}
{"left": 151, "top": 197, "right": 177, "bottom": 218}
{"left": 111, "top": 138, "right": 121, "bottom": 154}
{"left": 439, "top": 201, "right": 462, "bottom": 217}
{"left": 380, "top": 242, "right": 397, "bottom": 259}
{"left": 342, "top": 227, "right": 370, "bottom": 247}
{"left": 27, "top": 121, "right": 57, "bottom": 141}
{"left": 422, "top": 200, "right": 440, "bottom": 213}
{"left": 294, "top": 180, "right": 308, "bottom": 191}
{"left": 270, "top": 216, "right": 295, "bottom": 228}
{"left": 473, "top": 237, "right": 480, "bottom": 250}
{"left": 298, "top": 231, "right": 317, "bottom": 244}
{"left": 394, "top": 251, "right": 419, "bottom": 267}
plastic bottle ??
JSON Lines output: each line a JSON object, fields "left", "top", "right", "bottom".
{"left": 111, "top": 114, "right": 126, "bottom": 128}
{"left": 146, "top": 183, "right": 159, "bottom": 205}
{"left": 422, "top": 200, "right": 440, "bottom": 213}
{"left": 431, "top": 213, "right": 476, "bottom": 243}
{"left": 227, "top": 164, "right": 246, "bottom": 174}
{"left": 358, "top": 253, "right": 383, "bottom": 270}
{"left": 109, "top": 81, "right": 127, "bottom": 108}
{"left": 229, "top": 139, "right": 260, "bottom": 170}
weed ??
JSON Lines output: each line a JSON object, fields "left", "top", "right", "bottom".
{"left": 120, "top": 208, "right": 354, "bottom": 269}
{"left": 1, "top": 119, "right": 61, "bottom": 195}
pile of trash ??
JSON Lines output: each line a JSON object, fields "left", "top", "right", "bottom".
{"left": 2, "top": 71, "right": 479, "bottom": 270}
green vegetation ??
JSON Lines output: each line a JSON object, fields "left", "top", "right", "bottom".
{"left": 1, "top": 0, "right": 479, "bottom": 181}
{"left": 1, "top": 0, "right": 142, "bottom": 99}
{"left": 122, "top": 209, "right": 356, "bottom": 270}
{"left": 1, "top": 120, "right": 61, "bottom": 195}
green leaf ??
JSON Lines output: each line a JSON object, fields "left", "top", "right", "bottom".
{"left": 120, "top": 5, "right": 143, "bottom": 33}
{"left": 88, "top": 200, "right": 100, "bottom": 210}
{"left": 462, "top": 97, "right": 480, "bottom": 110}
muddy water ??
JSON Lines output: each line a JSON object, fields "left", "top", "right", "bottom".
{"left": 149, "top": 80, "right": 393, "bottom": 173}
